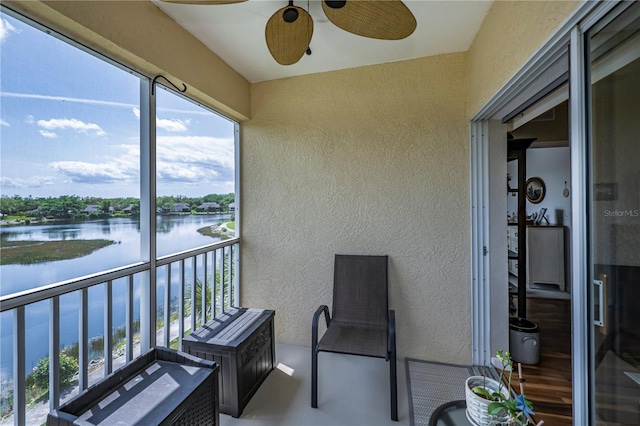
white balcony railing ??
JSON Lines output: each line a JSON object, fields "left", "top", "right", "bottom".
{"left": 0, "top": 238, "right": 239, "bottom": 426}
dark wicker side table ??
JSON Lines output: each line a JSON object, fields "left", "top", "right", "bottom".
{"left": 47, "top": 347, "right": 219, "bottom": 426}
{"left": 183, "top": 307, "right": 275, "bottom": 418}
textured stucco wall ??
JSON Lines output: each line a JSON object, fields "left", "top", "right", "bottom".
{"left": 467, "top": 0, "right": 580, "bottom": 117}
{"left": 5, "top": 0, "right": 251, "bottom": 120}
{"left": 242, "top": 53, "right": 472, "bottom": 362}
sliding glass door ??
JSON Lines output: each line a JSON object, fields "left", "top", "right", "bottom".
{"left": 588, "top": 2, "right": 640, "bottom": 424}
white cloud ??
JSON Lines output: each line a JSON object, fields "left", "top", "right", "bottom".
{"left": 2, "top": 92, "right": 211, "bottom": 116}
{"left": 49, "top": 143, "right": 139, "bottom": 185}
{"left": 157, "top": 118, "right": 188, "bottom": 132}
{"left": 0, "top": 119, "right": 9, "bottom": 127}
{"left": 0, "top": 18, "right": 19, "bottom": 42}
{"left": 39, "top": 130, "right": 57, "bottom": 138}
{"left": 25, "top": 115, "right": 35, "bottom": 125}
{"left": 132, "top": 107, "right": 189, "bottom": 132}
{"left": 0, "top": 176, "right": 54, "bottom": 189}
{"left": 50, "top": 159, "right": 136, "bottom": 184}
{"left": 45, "top": 136, "right": 234, "bottom": 190}
{"left": 37, "top": 118, "right": 106, "bottom": 137}
{"left": 2, "top": 92, "right": 136, "bottom": 109}
{"left": 156, "top": 136, "right": 234, "bottom": 184}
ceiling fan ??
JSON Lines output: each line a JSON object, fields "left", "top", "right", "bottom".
{"left": 159, "top": 0, "right": 417, "bottom": 65}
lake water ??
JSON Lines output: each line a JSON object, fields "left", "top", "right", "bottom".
{"left": 0, "top": 214, "right": 232, "bottom": 383}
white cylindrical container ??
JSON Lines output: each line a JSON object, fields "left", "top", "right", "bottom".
{"left": 509, "top": 317, "right": 540, "bottom": 365}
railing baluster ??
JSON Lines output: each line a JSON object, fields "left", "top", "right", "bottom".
{"left": 212, "top": 249, "right": 218, "bottom": 317}
{"left": 179, "top": 259, "right": 185, "bottom": 351}
{"left": 229, "top": 245, "right": 233, "bottom": 308}
{"left": 228, "top": 245, "right": 231, "bottom": 310}
{"left": 13, "top": 306, "right": 25, "bottom": 426}
{"left": 223, "top": 246, "right": 227, "bottom": 311}
{"left": 221, "top": 246, "right": 227, "bottom": 311}
{"left": 234, "top": 242, "right": 240, "bottom": 307}
{"left": 50, "top": 297, "right": 60, "bottom": 412}
{"left": 104, "top": 281, "right": 113, "bottom": 376}
{"left": 211, "top": 251, "right": 215, "bottom": 319}
{"left": 230, "top": 244, "right": 235, "bottom": 307}
{"left": 126, "top": 275, "right": 133, "bottom": 363}
{"left": 191, "top": 256, "right": 196, "bottom": 332}
{"left": 201, "top": 254, "right": 207, "bottom": 325}
{"left": 79, "top": 288, "right": 88, "bottom": 391}
{"left": 164, "top": 264, "right": 171, "bottom": 348}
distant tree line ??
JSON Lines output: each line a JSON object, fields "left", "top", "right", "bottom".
{"left": 0, "top": 193, "right": 235, "bottom": 219}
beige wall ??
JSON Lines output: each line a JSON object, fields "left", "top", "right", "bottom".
{"left": 5, "top": 0, "right": 250, "bottom": 120}
{"left": 468, "top": 0, "right": 580, "bottom": 117}
{"left": 242, "top": 53, "right": 472, "bottom": 362}
{"left": 239, "top": 1, "right": 583, "bottom": 363}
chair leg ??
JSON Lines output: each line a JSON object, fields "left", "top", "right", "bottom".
{"left": 312, "top": 305, "right": 330, "bottom": 408}
{"left": 311, "top": 349, "right": 318, "bottom": 408}
{"left": 390, "top": 352, "right": 398, "bottom": 421}
{"left": 388, "top": 309, "right": 398, "bottom": 421}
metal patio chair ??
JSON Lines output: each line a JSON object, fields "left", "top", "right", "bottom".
{"left": 311, "top": 254, "right": 397, "bottom": 421}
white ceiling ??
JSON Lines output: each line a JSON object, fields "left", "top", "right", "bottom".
{"left": 154, "top": 0, "right": 493, "bottom": 83}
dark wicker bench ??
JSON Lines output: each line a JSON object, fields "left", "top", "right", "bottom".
{"left": 183, "top": 307, "right": 275, "bottom": 418}
{"left": 47, "top": 347, "right": 219, "bottom": 426}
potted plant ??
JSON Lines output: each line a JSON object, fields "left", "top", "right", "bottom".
{"left": 465, "top": 350, "right": 536, "bottom": 426}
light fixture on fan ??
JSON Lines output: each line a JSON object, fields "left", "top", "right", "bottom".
{"left": 160, "top": 0, "right": 417, "bottom": 65}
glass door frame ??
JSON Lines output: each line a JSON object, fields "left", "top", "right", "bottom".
{"left": 469, "top": 1, "right": 634, "bottom": 424}
{"left": 582, "top": 2, "right": 640, "bottom": 423}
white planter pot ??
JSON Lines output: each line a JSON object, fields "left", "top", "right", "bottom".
{"left": 465, "top": 376, "right": 511, "bottom": 426}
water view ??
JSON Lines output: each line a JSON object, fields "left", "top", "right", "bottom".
{"left": 0, "top": 213, "right": 233, "bottom": 384}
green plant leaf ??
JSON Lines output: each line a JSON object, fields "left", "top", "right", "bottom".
{"left": 487, "top": 402, "right": 504, "bottom": 415}
{"left": 504, "top": 400, "right": 517, "bottom": 411}
{"left": 472, "top": 386, "right": 493, "bottom": 399}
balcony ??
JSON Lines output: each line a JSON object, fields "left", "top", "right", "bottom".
{"left": 0, "top": 236, "right": 412, "bottom": 425}
{"left": 0, "top": 238, "right": 239, "bottom": 426}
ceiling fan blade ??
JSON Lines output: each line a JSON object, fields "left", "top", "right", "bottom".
{"left": 159, "top": 0, "right": 247, "bottom": 4}
{"left": 265, "top": 5, "right": 314, "bottom": 65}
{"left": 322, "top": 0, "right": 416, "bottom": 40}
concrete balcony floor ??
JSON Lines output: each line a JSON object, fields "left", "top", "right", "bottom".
{"left": 221, "top": 343, "right": 409, "bottom": 426}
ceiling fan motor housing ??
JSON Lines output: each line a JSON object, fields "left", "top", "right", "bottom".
{"left": 283, "top": 7, "right": 299, "bottom": 23}
{"left": 325, "top": 0, "right": 347, "bottom": 9}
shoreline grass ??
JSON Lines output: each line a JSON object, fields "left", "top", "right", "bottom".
{"left": 0, "top": 239, "right": 115, "bottom": 265}
{"left": 197, "top": 221, "right": 235, "bottom": 239}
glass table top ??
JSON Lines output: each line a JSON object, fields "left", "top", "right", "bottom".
{"left": 429, "top": 400, "right": 475, "bottom": 426}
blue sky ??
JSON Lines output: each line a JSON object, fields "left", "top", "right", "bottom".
{"left": 1, "top": 12, "right": 235, "bottom": 199}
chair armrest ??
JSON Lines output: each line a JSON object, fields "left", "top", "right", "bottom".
{"left": 388, "top": 310, "right": 396, "bottom": 357}
{"left": 312, "top": 305, "right": 331, "bottom": 350}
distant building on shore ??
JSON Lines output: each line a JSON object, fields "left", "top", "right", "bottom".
{"left": 196, "top": 202, "right": 221, "bottom": 212}
{"left": 171, "top": 203, "right": 190, "bottom": 213}
{"left": 122, "top": 205, "right": 138, "bottom": 214}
